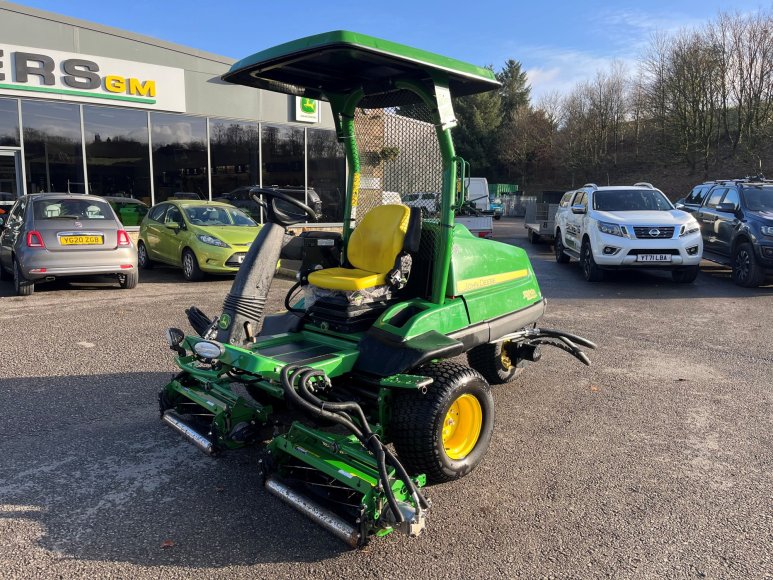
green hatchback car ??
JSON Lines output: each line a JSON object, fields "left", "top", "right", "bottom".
{"left": 138, "top": 200, "right": 261, "bottom": 280}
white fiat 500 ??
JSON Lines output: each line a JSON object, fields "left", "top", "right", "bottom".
{"left": 554, "top": 183, "right": 703, "bottom": 282}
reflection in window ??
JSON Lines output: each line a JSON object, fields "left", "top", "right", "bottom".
{"left": 209, "top": 119, "right": 259, "bottom": 197}
{"left": 151, "top": 112, "right": 208, "bottom": 203}
{"left": 84, "top": 106, "right": 150, "bottom": 205}
{"left": 0, "top": 98, "right": 20, "bottom": 147}
{"left": 22, "top": 100, "right": 84, "bottom": 193}
{"left": 307, "top": 128, "right": 345, "bottom": 222}
{"left": 262, "top": 124, "right": 304, "bottom": 189}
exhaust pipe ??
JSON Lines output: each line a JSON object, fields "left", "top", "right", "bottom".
{"left": 265, "top": 476, "right": 360, "bottom": 548}
{"left": 162, "top": 410, "right": 215, "bottom": 455}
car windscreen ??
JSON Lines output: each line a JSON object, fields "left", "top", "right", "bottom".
{"left": 743, "top": 187, "right": 773, "bottom": 212}
{"left": 33, "top": 198, "right": 113, "bottom": 220}
{"left": 593, "top": 190, "right": 673, "bottom": 212}
{"left": 183, "top": 205, "right": 257, "bottom": 226}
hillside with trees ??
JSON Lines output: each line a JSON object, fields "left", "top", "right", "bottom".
{"left": 452, "top": 9, "right": 773, "bottom": 199}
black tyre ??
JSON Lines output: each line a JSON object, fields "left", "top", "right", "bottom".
{"left": 137, "top": 241, "right": 154, "bottom": 269}
{"left": 13, "top": 258, "right": 34, "bottom": 296}
{"left": 732, "top": 242, "right": 765, "bottom": 288}
{"left": 181, "top": 248, "right": 204, "bottom": 281}
{"left": 554, "top": 230, "right": 570, "bottom": 263}
{"left": 0, "top": 260, "right": 7, "bottom": 282}
{"left": 467, "top": 341, "right": 523, "bottom": 385}
{"left": 580, "top": 239, "right": 604, "bottom": 282}
{"left": 672, "top": 265, "right": 699, "bottom": 283}
{"left": 527, "top": 228, "right": 540, "bottom": 244}
{"left": 391, "top": 361, "right": 494, "bottom": 484}
{"left": 493, "top": 214, "right": 502, "bottom": 221}
{"left": 118, "top": 270, "right": 138, "bottom": 289}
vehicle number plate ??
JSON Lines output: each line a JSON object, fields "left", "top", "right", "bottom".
{"left": 636, "top": 254, "right": 671, "bottom": 262}
{"left": 60, "top": 235, "right": 103, "bottom": 245}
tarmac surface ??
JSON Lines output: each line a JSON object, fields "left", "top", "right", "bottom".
{"left": 1, "top": 218, "right": 771, "bottom": 579}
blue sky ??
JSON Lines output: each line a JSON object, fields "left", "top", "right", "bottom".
{"left": 12, "top": 0, "right": 773, "bottom": 101}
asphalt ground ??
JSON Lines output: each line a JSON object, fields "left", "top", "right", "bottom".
{"left": 0, "top": 218, "right": 771, "bottom": 579}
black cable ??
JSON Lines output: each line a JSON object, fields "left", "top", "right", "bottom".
{"left": 284, "top": 281, "right": 306, "bottom": 316}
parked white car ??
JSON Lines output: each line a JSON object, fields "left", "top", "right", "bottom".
{"left": 554, "top": 183, "right": 703, "bottom": 282}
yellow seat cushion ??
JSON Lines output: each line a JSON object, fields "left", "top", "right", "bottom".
{"left": 309, "top": 205, "right": 411, "bottom": 291}
{"left": 307, "top": 267, "right": 387, "bottom": 291}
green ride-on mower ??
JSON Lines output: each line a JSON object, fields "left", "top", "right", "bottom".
{"left": 158, "top": 31, "right": 595, "bottom": 547}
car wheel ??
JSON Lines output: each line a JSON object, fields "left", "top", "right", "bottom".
{"left": 391, "top": 361, "right": 494, "bottom": 484}
{"left": 732, "top": 242, "right": 765, "bottom": 288}
{"left": 527, "top": 229, "right": 540, "bottom": 244}
{"left": 118, "top": 270, "right": 138, "bottom": 289}
{"left": 672, "top": 265, "right": 699, "bottom": 283}
{"left": 0, "top": 259, "right": 7, "bottom": 282}
{"left": 554, "top": 230, "right": 570, "bottom": 263}
{"left": 13, "top": 258, "right": 34, "bottom": 296}
{"left": 137, "top": 241, "right": 154, "bottom": 269}
{"left": 182, "top": 248, "right": 204, "bottom": 282}
{"left": 493, "top": 214, "right": 501, "bottom": 221}
{"left": 580, "top": 240, "right": 604, "bottom": 282}
{"left": 467, "top": 341, "right": 524, "bottom": 385}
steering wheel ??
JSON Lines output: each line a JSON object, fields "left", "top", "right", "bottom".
{"left": 248, "top": 187, "right": 318, "bottom": 227}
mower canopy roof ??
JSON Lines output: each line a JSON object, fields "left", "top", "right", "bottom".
{"left": 222, "top": 30, "right": 500, "bottom": 105}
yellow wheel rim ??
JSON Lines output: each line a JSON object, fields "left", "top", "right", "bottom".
{"left": 500, "top": 340, "right": 512, "bottom": 370}
{"left": 442, "top": 393, "right": 483, "bottom": 460}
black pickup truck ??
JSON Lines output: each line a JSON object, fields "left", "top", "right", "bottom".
{"left": 677, "top": 178, "right": 773, "bottom": 287}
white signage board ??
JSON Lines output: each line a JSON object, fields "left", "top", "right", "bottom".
{"left": 0, "top": 43, "right": 186, "bottom": 112}
{"left": 294, "top": 96, "right": 320, "bottom": 123}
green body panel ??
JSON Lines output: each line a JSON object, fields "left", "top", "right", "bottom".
{"left": 373, "top": 297, "right": 470, "bottom": 340}
{"left": 447, "top": 225, "right": 542, "bottom": 323}
{"left": 183, "top": 331, "right": 360, "bottom": 380}
{"left": 138, "top": 200, "right": 261, "bottom": 275}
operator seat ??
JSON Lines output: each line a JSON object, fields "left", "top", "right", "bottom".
{"left": 308, "top": 204, "right": 421, "bottom": 292}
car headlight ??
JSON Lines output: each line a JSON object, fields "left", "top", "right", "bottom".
{"left": 679, "top": 219, "right": 700, "bottom": 237}
{"left": 760, "top": 225, "right": 773, "bottom": 237}
{"left": 597, "top": 221, "right": 627, "bottom": 237}
{"left": 197, "top": 234, "right": 230, "bottom": 248}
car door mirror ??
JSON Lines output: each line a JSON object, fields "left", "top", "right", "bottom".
{"left": 571, "top": 204, "right": 586, "bottom": 215}
{"left": 166, "top": 221, "right": 182, "bottom": 231}
{"left": 716, "top": 202, "right": 737, "bottom": 214}
{"left": 675, "top": 202, "right": 685, "bottom": 210}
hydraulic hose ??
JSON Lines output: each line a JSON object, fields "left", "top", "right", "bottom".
{"left": 297, "top": 377, "right": 427, "bottom": 510}
{"left": 279, "top": 364, "right": 408, "bottom": 524}
{"left": 293, "top": 367, "right": 403, "bottom": 524}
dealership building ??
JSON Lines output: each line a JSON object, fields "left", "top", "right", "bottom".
{"left": 0, "top": 1, "right": 346, "bottom": 222}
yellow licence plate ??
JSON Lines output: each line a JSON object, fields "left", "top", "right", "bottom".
{"left": 60, "top": 235, "right": 104, "bottom": 246}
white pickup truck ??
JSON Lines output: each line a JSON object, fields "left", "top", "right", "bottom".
{"left": 554, "top": 183, "right": 703, "bottom": 282}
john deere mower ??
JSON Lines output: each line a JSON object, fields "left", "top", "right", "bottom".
{"left": 158, "top": 31, "right": 595, "bottom": 547}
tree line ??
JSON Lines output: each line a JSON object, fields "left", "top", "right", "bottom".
{"left": 452, "top": 9, "right": 773, "bottom": 198}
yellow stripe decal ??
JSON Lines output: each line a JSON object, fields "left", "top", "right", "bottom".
{"left": 455, "top": 269, "right": 529, "bottom": 293}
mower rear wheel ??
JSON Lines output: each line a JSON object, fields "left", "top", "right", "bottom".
{"left": 467, "top": 341, "right": 523, "bottom": 384}
{"left": 391, "top": 361, "right": 494, "bottom": 484}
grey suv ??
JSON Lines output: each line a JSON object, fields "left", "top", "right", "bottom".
{"left": 0, "top": 193, "right": 138, "bottom": 296}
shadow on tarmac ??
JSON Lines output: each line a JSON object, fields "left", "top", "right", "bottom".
{"left": 0, "top": 372, "right": 350, "bottom": 566}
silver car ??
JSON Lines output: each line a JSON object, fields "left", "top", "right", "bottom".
{"left": 0, "top": 193, "right": 138, "bottom": 296}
